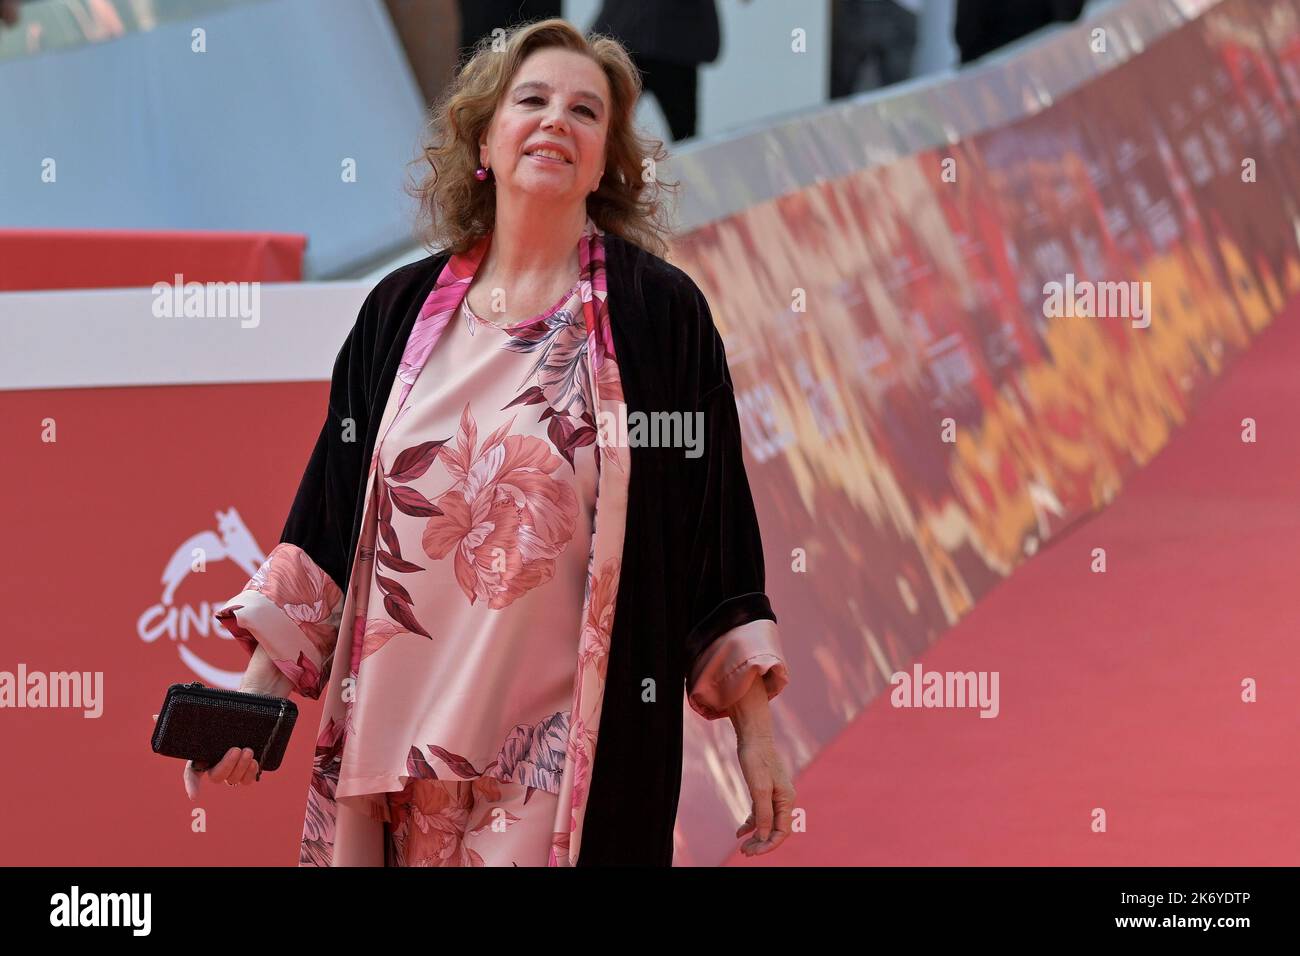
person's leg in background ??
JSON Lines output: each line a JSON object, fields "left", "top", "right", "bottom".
{"left": 871, "top": 0, "right": 919, "bottom": 88}
{"left": 830, "top": 0, "right": 871, "bottom": 100}
{"left": 635, "top": 56, "right": 700, "bottom": 142}
{"left": 834, "top": 0, "right": 918, "bottom": 96}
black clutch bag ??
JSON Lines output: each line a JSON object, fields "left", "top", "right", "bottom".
{"left": 151, "top": 680, "right": 298, "bottom": 772}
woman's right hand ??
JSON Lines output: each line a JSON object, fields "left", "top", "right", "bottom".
{"left": 156, "top": 646, "right": 296, "bottom": 800}
{"left": 182, "top": 746, "right": 261, "bottom": 800}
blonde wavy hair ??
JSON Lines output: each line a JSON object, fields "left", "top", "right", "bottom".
{"left": 408, "top": 18, "right": 678, "bottom": 259}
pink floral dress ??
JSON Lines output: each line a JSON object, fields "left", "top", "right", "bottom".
{"left": 364, "top": 269, "right": 598, "bottom": 864}
{"left": 215, "top": 216, "right": 790, "bottom": 867}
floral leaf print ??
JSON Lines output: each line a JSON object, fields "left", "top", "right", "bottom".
{"left": 501, "top": 308, "right": 593, "bottom": 422}
{"left": 588, "top": 316, "right": 627, "bottom": 475}
{"left": 382, "top": 592, "right": 430, "bottom": 638}
{"left": 561, "top": 714, "right": 596, "bottom": 835}
{"left": 389, "top": 439, "right": 447, "bottom": 482}
{"left": 266, "top": 651, "right": 323, "bottom": 699}
{"left": 397, "top": 318, "right": 442, "bottom": 389}
{"left": 378, "top": 521, "right": 402, "bottom": 562}
{"left": 546, "top": 417, "right": 574, "bottom": 466}
{"left": 595, "top": 350, "right": 625, "bottom": 403}
{"left": 310, "top": 717, "right": 345, "bottom": 801}
{"left": 375, "top": 573, "right": 414, "bottom": 605}
{"left": 471, "top": 775, "right": 502, "bottom": 804}
{"left": 440, "top": 404, "right": 479, "bottom": 485}
{"left": 546, "top": 414, "right": 598, "bottom": 470}
{"left": 406, "top": 746, "right": 439, "bottom": 781}
{"left": 302, "top": 717, "right": 345, "bottom": 864}
{"left": 376, "top": 579, "right": 420, "bottom": 637}
{"left": 239, "top": 543, "right": 342, "bottom": 656}
{"left": 360, "top": 618, "right": 405, "bottom": 661}
{"left": 493, "top": 301, "right": 602, "bottom": 470}
{"left": 299, "top": 812, "right": 334, "bottom": 868}
{"left": 569, "top": 426, "right": 597, "bottom": 450}
{"left": 376, "top": 550, "right": 423, "bottom": 573}
{"left": 375, "top": 481, "right": 404, "bottom": 561}
{"left": 501, "top": 385, "right": 548, "bottom": 410}
{"left": 301, "top": 793, "right": 338, "bottom": 866}
{"left": 388, "top": 484, "right": 442, "bottom": 517}
{"left": 493, "top": 712, "right": 568, "bottom": 793}
{"left": 371, "top": 457, "right": 435, "bottom": 609}
{"left": 394, "top": 288, "right": 459, "bottom": 408}
{"left": 479, "top": 415, "right": 516, "bottom": 457}
{"left": 397, "top": 782, "right": 480, "bottom": 866}
{"left": 581, "top": 557, "right": 620, "bottom": 686}
{"left": 427, "top": 746, "right": 482, "bottom": 779}
{"left": 497, "top": 307, "right": 572, "bottom": 348}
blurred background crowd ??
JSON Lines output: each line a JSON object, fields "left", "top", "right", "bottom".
{"left": 0, "top": 0, "right": 1120, "bottom": 283}
{"left": 2, "top": 0, "right": 1112, "bottom": 143}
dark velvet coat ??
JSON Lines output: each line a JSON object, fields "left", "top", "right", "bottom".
{"left": 276, "top": 231, "right": 777, "bottom": 865}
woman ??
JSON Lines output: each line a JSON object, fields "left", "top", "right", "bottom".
{"left": 189, "top": 18, "right": 793, "bottom": 867}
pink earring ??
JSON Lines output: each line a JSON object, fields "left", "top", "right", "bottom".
{"left": 475, "top": 165, "right": 489, "bottom": 181}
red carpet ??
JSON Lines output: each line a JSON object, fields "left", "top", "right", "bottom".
{"left": 728, "top": 307, "right": 1300, "bottom": 866}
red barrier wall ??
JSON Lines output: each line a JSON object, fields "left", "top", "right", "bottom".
{"left": 0, "top": 229, "right": 306, "bottom": 291}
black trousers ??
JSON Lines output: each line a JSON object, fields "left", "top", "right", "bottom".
{"left": 457, "top": 0, "right": 563, "bottom": 64}
{"left": 635, "top": 57, "right": 700, "bottom": 142}
{"left": 830, "top": 0, "right": 919, "bottom": 98}
{"left": 955, "top": 0, "right": 1087, "bottom": 64}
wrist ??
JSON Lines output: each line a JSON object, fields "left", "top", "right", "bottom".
{"left": 727, "top": 679, "right": 773, "bottom": 737}
{"left": 242, "top": 645, "right": 294, "bottom": 696}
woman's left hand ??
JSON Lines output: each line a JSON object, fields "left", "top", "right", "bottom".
{"left": 728, "top": 681, "right": 795, "bottom": 857}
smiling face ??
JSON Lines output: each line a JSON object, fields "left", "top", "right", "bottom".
{"left": 479, "top": 47, "right": 611, "bottom": 211}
